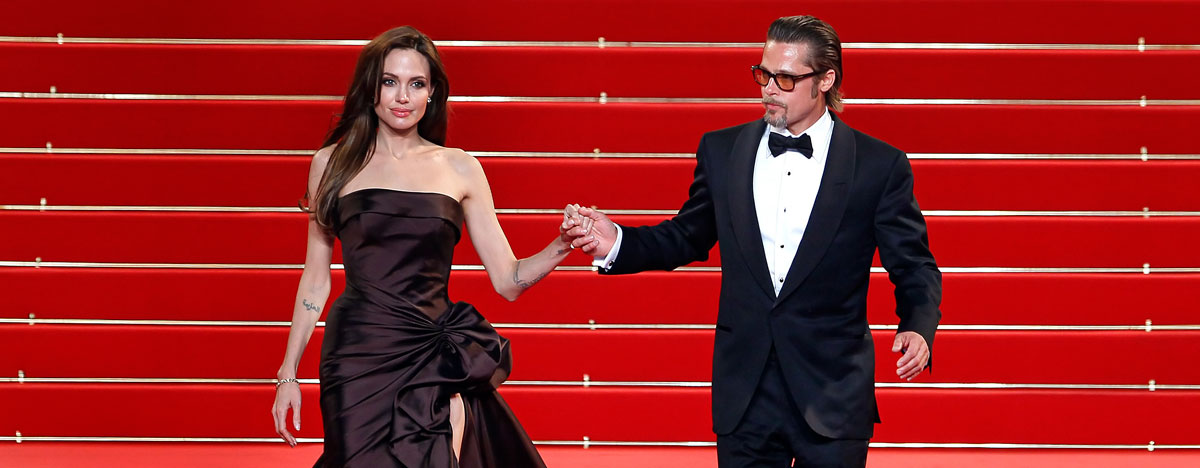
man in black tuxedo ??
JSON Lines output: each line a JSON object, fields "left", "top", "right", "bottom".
{"left": 568, "top": 15, "right": 942, "bottom": 467}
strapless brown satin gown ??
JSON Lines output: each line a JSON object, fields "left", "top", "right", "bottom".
{"left": 314, "top": 188, "right": 546, "bottom": 468}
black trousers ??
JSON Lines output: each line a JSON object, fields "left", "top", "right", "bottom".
{"left": 716, "top": 351, "right": 868, "bottom": 468}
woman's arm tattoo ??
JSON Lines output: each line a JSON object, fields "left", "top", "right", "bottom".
{"left": 513, "top": 260, "right": 549, "bottom": 289}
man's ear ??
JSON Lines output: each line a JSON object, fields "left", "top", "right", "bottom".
{"left": 819, "top": 69, "right": 837, "bottom": 93}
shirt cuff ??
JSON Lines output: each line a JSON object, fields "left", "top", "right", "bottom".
{"left": 591, "top": 226, "right": 623, "bottom": 270}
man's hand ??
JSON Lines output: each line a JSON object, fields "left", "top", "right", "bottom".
{"left": 892, "top": 331, "right": 929, "bottom": 381}
{"left": 571, "top": 206, "right": 618, "bottom": 258}
{"left": 560, "top": 204, "right": 593, "bottom": 245}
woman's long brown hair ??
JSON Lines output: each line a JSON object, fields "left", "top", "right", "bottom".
{"left": 304, "top": 26, "right": 450, "bottom": 230}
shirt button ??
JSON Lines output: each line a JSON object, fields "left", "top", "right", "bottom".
{"left": 787, "top": 172, "right": 791, "bottom": 176}
{"left": 778, "top": 278, "right": 784, "bottom": 283}
{"left": 780, "top": 245, "right": 785, "bottom": 249}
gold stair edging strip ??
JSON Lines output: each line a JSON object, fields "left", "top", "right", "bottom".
{"left": 3, "top": 377, "right": 1200, "bottom": 391}
{"left": 0, "top": 436, "right": 1197, "bottom": 450}
{"left": 3, "top": 147, "right": 1200, "bottom": 160}
{"left": 5, "top": 91, "right": 1200, "bottom": 106}
{"left": 4, "top": 261, "right": 1200, "bottom": 274}
{"left": 6, "top": 205, "right": 1200, "bottom": 217}
{"left": 2, "top": 317, "right": 1199, "bottom": 332}
{"left": 4, "top": 35, "right": 1200, "bottom": 51}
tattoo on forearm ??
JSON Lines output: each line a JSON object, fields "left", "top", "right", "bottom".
{"left": 302, "top": 299, "right": 322, "bottom": 313}
{"left": 555, "top": 247, "right": 571, "bottom": 256}
{"left": 513, "top": 260, "right": 549, "bottom": 289}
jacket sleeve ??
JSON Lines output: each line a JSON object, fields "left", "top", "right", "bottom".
{"left": 603, "top": 135, "right": 720, "bottom": 275}
{"left": 874, "top": 151, "right": 942, "bottom": 351}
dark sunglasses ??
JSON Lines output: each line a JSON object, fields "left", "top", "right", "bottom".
{"left": 751, "top": 65, "right": 823, "bottom": 92}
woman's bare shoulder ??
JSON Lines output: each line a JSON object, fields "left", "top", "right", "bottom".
{"left": 308, "top": 145, "right": 339, "bottom": 176}
{"left": 437, "top": 146, "right": 481, "bottom": 174}
{"left": 432, "top": 147, "right": 487, "bottom": 201}
{"left": 314, "top": 145, "right": 337, "bottom": 164}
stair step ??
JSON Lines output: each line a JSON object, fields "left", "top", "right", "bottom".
{"left": 4, "top": 43, "right": 1199, "bottom": 99}
{"left": 2, "top": 444, "right": 1198, "bottom": 468}
{"left": 2, "top": 99, "right": 1198, "bottom": 153}
{"left": 3, "top": 269, "right": 1196, "bottom": 325}
{"left": 5, "top": 211, "right": 1200, "bottom": 267}
{"left": 2, "top": 383, "right": 1197, "bottom": 444}
{"left": 6, "top": 0, "right": 1198, "bottom": 43}
{"left": 4, "top": 325, "right": 1199, "bottom": 384}
{"left": 5, "top": 155, "right": 1200, "bottom": 211}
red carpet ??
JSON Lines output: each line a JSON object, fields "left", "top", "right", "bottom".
{"left": 4, "top": 44, "right": 1200, "bottom": 99}
{"left": 4, "top": 383, "right": 1200, "bottom": 443}
{"left": 6, "top": 0, "right": 1200, "bottom": 43}
{"left": 5, "top": 211, "right": 1200, "bottom": 267}
{"left": 5, "top": 155, "right": 1200, "bottom": 209}
{"left": 5, "top": 269, "right": 1199, "bottom": 325}
{"left": 6, "top": 325, "right": 1200, "bottom": 384}
{"left": 2, "top": 0, "right": 1199, "bottom": 466}
{"left": 1, "top": 445, "right": 1197, "bottom": 468}
{"left": 4, "top": 99, "right": 1200, "bottom": 153}
{"left": 0, "top": 444, "right": 720, "bottom": 468}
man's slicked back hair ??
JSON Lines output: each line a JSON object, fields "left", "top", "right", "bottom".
{"left": 767, "top": 16, "right": 844, "bottom": 111}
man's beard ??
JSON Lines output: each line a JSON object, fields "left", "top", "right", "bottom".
{"left": 762, "top": 98, "right": 788, "bottom": 128}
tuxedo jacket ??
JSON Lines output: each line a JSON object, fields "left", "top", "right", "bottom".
{"left": 603, "top": 115, "right": 942, "bottom": 439}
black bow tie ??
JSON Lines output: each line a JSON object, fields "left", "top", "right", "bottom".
{"left": 768, "top": 132, "right": 813, "bottom": 158}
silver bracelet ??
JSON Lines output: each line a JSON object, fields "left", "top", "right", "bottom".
{"left": 276, "top": 378, "right": 300, "bottom": 388}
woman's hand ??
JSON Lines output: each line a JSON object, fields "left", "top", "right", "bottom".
{"left": 573, "top": 206, "right": 618, "bottom": 258}
{"left": 272, "top": 381, "right": 303, "bottom": 447}
{"left": 560, "top": 204, "right": 593, "bottom": 245}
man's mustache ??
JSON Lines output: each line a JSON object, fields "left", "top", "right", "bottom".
{"left": 762, "top": 98, "right": 787, "bottom": 109}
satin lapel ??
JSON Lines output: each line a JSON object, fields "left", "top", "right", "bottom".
{"left": 775, "top": 115, "right": 856, "bottom": 305}
{"left": 727, "top": 120, "right": 776, "bottom": 299}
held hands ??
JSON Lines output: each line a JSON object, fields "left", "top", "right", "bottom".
{"left": 562, "top": 205, "right": 617, "bottom": 258}
{"left": 559, "top": 204, "right": 594, "bottom": 247}
{"left": 272, "top": 380, "right": 302, "bottom": 446}
{"left": 892, "top": 331, "right": 930, "bottom": 381}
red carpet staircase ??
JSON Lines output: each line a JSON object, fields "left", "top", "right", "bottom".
{"left": 2, "top": 1, "right": 1199, "bottom": 466}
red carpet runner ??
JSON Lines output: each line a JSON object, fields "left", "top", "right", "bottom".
{"left": 2, "top": 0, "right": 1198, "bottom": 466}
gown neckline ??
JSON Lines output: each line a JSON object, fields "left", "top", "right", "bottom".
{"left": 339, "top": 187, "right": 461, "bottom": 206}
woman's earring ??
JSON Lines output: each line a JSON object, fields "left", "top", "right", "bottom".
{"left": 426, "top": 97, "right": 432, "bottom": 103}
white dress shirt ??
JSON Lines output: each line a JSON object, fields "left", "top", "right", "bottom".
{"left": 595, "top": 109, "right": 835, "bottom": 293}
{"left": 756, "top": 110, "right": 833, "bottom": 294}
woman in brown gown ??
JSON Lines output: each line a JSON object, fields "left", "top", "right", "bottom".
{"left": 269, "top": 26, "right": 592, "bottom": 467}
